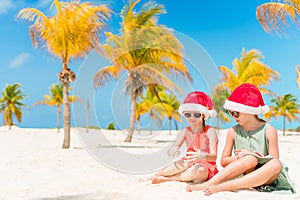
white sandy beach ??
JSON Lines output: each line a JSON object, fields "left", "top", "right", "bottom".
{"left": 0, "top": 126, "right": 299, "bottom": 200}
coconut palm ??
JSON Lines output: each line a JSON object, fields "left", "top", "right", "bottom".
{"left": 17, "top": 0, "right": 112, "bottom": 148}
{"left": 211, "top": 86, "right": 231, "bottom": 129}
{"left": 136, "top": 101, "right": 148, "bottom": 134}
{"left": 296, "top": 65, "right": 300, "bottom": 89}
{"left": 154, "top": 91, "right": 181, "bottom": 135}
{"left": 138, "top": 87, "right": 165, "bottom": 135}
{"left": 94, "top": 0, "right": 191, "bottom": 142}
{"left": 217, "top": 48, "right": 279, "bottom": 94}
{"left": 265, "top": 93, "right": 300, "bottom": 136}
{"left": 0, "top": 83, "right": 27, "bottom": 129}
{"left": 256, "top": 1, "right": 300, "bottom": 34}
{"left": 33, "top": 83, "right": 81, "bottom": 133}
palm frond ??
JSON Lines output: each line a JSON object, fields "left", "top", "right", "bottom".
{"left": 296, "top": 65, "right": 300, "bottom": 89}
{"left": 256, "top": 2, "right": 300, "bottom": 33}
{"left": 219, "top": 65, "right": 240, "bottom": 91}
{"left": 94, "top": 65, "right": 122, "bottom": 88}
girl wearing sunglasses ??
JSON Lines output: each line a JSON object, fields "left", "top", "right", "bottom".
{"left": 186, "top": 83, "right": 295, "bottom": 195}
{"left": 151, "top": 91, "right": 218, "bottom": 184}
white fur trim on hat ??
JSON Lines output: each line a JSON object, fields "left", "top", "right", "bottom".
{"left": 179, "top": 103, "right": 216, "bottom": 119}
{"left": 208, "top": 110, "right": 218, "bottom": 118}
{"left": 224, "top": 100, "right": 269, "bottom": 114}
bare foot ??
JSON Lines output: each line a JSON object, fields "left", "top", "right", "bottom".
{"left": 203, "top": 185, "right": 226, "bottom": 196}
{"left": 139, "top": 176, "right": 153, "bottom": 182}
{"left": 152, "top": 176, "right": 170, "bottom": 184}
{"left": 185, "top": 183, "right": 207, "bottom": 192}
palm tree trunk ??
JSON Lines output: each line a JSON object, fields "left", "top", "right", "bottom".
{"left": 2, "top": 111, "right": 6, "bottom": 126}
{"left": 174, "top": 120, "right": 178, "bottom": 131}
{"left": 62, "top": 81, "right": 71, "bottom": 148}
{"left": 283, "top": 114, "right": 286, "bottom": 136}
{"left": 8, "top": 113, "right": 12, "bottom": 130}
{"left": 137, "top": 117, "right": 141, "bottom": 134}
{"left": 57, "top": 105, "right": 60, "bottom": 133}
{"left": 168, "top": 116, "right": 172, "bottom": 135}
{"left": 124, "top": 95, "right": 137, "bottom": 142}
{"left": 149, "top": 110, "right": 153, "bottom": 135}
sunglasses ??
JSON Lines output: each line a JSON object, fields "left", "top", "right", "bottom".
{"left": 228, "top": 110, "right": 240, "bottom": 118}
{"left": 183, "top": 112, "right": 202, "bottom": 119}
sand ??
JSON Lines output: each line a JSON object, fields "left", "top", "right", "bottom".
{"left": 0, "top": 126, "right": 299, "bottom": 200}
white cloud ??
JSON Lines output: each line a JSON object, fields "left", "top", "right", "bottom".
{"left": 0, "top": 0, "right": 14, "bottom": 14}
{"left": 9, "top": 52, "right": 32, "bottom": 69}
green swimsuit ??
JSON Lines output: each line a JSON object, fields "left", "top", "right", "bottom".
{"left": 234, "top": 123, "right": 296, "bottom": 193}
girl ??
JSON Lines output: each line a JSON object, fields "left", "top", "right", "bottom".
{"left": 186, "top": 83, "right": 295, "bottom": 195}
{"left": 152, "top": 91, "right": 218, "bottom": 184}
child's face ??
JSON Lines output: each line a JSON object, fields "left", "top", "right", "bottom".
{"left": 183, "top": 111, "right": 203, "bottom": 125}
{"left": 228, "top": 110, "right": 253, "bottom": 125}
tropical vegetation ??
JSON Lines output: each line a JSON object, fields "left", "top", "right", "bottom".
{"left": 33, "top": 83, "right": 81, "bottom": 132}
{"left": 265, "top": 93, "right": 300, "bottom": 136}
{"left": 256, "top": 1, "right": 300, "bottom": 34}
{"left": 256, "top": 2, "right": 300, "bottom": 134}
{"left": 137, "top": 87, "right": 181, "bottom": 135}
{"left": 107, "top": 122, "right": 115, "bottom": 130}
{"left": 213, "top": 48, "right": 279, "bottom": 122}
{"left": 216, "top": 48, "right": 279, "bottom": 93}
{"left": 17, "top": 0, "right": 112, "bottom": 148}
{"left": 152, "top": 90, "right": 181, "bottom": 135}
{"left": 93, "top": 0, "right": 191, "bottom": 142}
{"left": 211, "top": 86, "right": 231, "bottom": 128}
{"left": 0, "top": 83, "right": 27, "bottom": 129}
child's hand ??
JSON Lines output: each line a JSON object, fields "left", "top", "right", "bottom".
{"left": 234, "top": 149, "right": 263, "bottom": 159}
{"left": 185, "top": 151, "right": 207, "bottom": 162}
{"left": 234, "top": 149, "right": 249, "bottom": 159}
{"left": 167, "top": 145, "right": 180, "bottom": 158}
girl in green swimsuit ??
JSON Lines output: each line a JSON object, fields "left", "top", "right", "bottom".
{"left": 186, "top": 83, "right": 295, "bottom": 195}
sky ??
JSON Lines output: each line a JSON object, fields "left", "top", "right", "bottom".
{"left": 0, "top": 0, "right": 300, "bottom": 131}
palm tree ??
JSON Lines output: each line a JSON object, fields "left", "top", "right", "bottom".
{"left": 138, "top": 87, "right": 165, "bottom": 135}
{"left": 136, "top": 101, "right": 148, "bottom": 134}
{"left": 256, "top": 1, "right": 300, "bottom": 34}
{"left": 154, "top": 91, "right": 181, "bottom": 135}
{"left": 94, "top": 0, "right": 191, "bottom": 142}
{"left": 211, "top": 86, "right": 231, "bottom": 129}
{"left": 33, "top": 83, "right": 81, "bottom": 133}
{"left": 0, "top": 83, "right": 27, "bottom": 129}
{"left": 296, "top": 65, "right": 300, "bottom": 89}
{"left": 17, "top": 0, "right": 112, "bottom": 148}
{"left": 265, "top": 93, "right": 300, "bottom": 136}
{"left": 216, "top": 48, "right": 279, "bottom": 94}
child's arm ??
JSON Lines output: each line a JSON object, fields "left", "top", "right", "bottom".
{"left": 204, "top": 127, "right": 218, "bottom": 162}
{"left": 220, "top": 128, "right": 237, "bottom": 167}
{"left": 167, "top": 129, "right": 186, "bottom": 157}
{"left": 266, "top": 124, "right": 279, "bottom": 159}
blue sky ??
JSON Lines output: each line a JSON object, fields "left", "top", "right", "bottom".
{"left": 0, "top": 0, "right": 300, "bottom": 130}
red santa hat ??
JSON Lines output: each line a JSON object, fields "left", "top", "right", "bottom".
{"left": 223, "top": 83, "right": 269, "bottom": 114}
{"left": 178, "top": 91, "right": 217, "bottom": 120}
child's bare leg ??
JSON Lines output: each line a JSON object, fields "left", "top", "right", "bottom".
{"left": 180, "top": 164, "right": 208, "bottom": 183}
{"left": 156, "top": 160, "right": 189, "bottom": 177}
{"left": 152, "top": 164, "right": 208, "bottom": 184}
{"left": 152, "top": 160, "right": 190, "bottom": 184}
{"left": 152, "top": 173, "right": 182, "bottom": 184}
{"left": 203, "top": 158, "right": 282, "bottom": 195}
{"left": 186, "top": 155, "right": 258, "bottom": 192}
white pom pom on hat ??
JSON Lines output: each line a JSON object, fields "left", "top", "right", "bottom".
{"left": 178, "top": 91, "right": 217, "bottom": 120}
{"left": 223, "top": 83, "right": 269, "bottom": 114}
